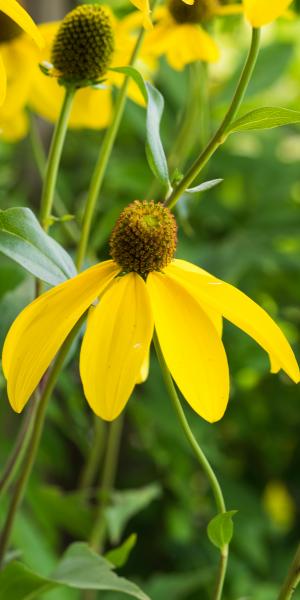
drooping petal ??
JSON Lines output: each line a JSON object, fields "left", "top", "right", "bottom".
{"left": 243, "top": 0, "right": 293, "bottom": 27}
{"left": 147, "top": 272, "right": 230, "bottom": 423}
{"left": 136, "top": 352, "right": 150, "bottom": 384}
{"left": 80, "top": 273, "right": 154, "bottom": 421}
{"left": 0, "top": 0, "right": 44, "bottom": 47}
{"left": 167, "top": 260, "right": 300, "bottom": 383}
{"left": 2, "top": 261, "right": 119, "bottom": 413}
{"left": 0, "top": 52, "right": 6, "bottom": 106}
{"left": 166, "top": 24, "right": 220, "bottom": 70}
{"left": 215, "top": 4, "right": 243, "bottom": 16}
{"left": 181, "top": 0, "right": 194, "bottom": 4}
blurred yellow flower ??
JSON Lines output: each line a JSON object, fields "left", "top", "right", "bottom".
{"left": 243, "top": 0, "right": 293, "bottom": 27}
{"left": 130, "top": 0, "right": 152, "bottom": 29}
{"left": 263, "top": 481, "right": 296, "bottom": 529}
{"left": 142, "top": 0, "right": 242, "bottom": 70}
{"left": 0, "top": 11, "right": 156, "bottom": 141}
{"left": 0, "top": 0, "right": 43, "bottom": 104}
{"left": 3, "top": 201, "right": 299, "bottom": 423}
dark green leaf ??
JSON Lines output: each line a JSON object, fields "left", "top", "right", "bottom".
{"left": 207, "top": 511, "right": 237, "bottom": 550}
{"left": 110, "top": 66, "right": 147, "bottom": 103}
{"left": 145, "top": 82, "right": 170, "bottom": 186}
{"left": 105, "top": 484, "right": 161, "bottom": 543}
{"left": 228, "top": 107, "right": 300, "bottom": 134}
{"left": 0, "top": 208, "right": 76, "bottom": 285}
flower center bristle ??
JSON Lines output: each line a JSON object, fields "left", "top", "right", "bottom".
{"left": 51, "top": 4, "right": 114, "bottom": 84}
{"left": 110, "top": 200, "right": 177, "bottom": 275}
{"left": 168, "top": 0, "right": 217, "bottom": 24}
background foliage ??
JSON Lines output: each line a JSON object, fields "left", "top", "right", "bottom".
{"left": 0, "top": 1, "right": 300, "bottom": 599}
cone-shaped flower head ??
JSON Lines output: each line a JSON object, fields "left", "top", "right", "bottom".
{"left": 110, "top": 200, "right": 177, "bottom": 275}
{"left": 2, "top": 201, "right": 299, "bottom": 423}
{"left": 51, "top": 4, "right": 114, "bottom": 84}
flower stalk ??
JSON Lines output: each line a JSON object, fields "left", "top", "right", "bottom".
{"left": 166, "top": 27, "right": 261, "bottom": 210}
{"left": 278, "top": 544, "right": 300, "bottom": 600}
{"left": 153, "top": 331, "right": 228, "bottom": 600}
{"left": 39, "top": 84, "right": 75, "bottom": 231}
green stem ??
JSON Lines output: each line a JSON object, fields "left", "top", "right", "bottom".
{"left": 29, "top": 112, "right": 79, "bottom": 243}
{"left": 0, "top": 399, "right": 37, "bottom": 499}
{"left": 39, "top": 85, "right": 75, "bottom": 231}
{"left": 153, "top": 332, "right": 227, "bottom": 600}
{"left": 166, "top": 27, "right": 261, "bottom": 210}
{"left": 79, "top": 418, "right": 106, "bottom": 491}
{"left": 75, "top": 7, "right": 155, "bottom": 270}
{"left": 278, "top": 544, "right": 300, "bottom": 600}
{"left": 89, "top": 415, "right": 124, "bottom": 553}
{"left": 0, "top": 316, "right": 85, "bottom": 569}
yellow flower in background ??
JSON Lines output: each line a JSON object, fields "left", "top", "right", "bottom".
{"left": 0, "top": 0, "right": 43, "bottom": 104}
{"left": 130, "top": 0, "right": 153, "bottom": 29}
{"left": 142, "top": 0, "right": 242, "bottom": 70}
{"left": 3, "top": 201, "right": 299, "bottom": 423}
{"left": 243, "top": 0, "right": 293, "bottom": 27}
{"left": 0, "top": 10, "right": 156, "bottom": 141}
{"left": 263, "top": 481, "right": 295, "bottom": 529}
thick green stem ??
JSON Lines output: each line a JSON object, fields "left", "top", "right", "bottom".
{"left": 0, "top": 317, "right": 85, "bottom": 569}
{"left": 39, "top": 85, "right": 75, "bottom": 231}
{"left": 153, "top": 332, "right": 228, "bottom": 600}
{"left": 278, "top": 544, "right": 300, "bottom": 600}
{"left": 89, "top": 415, "right": 124, "bottom": 553}
{"left": 166, "top": 27, "right": 261, "bottom": 210}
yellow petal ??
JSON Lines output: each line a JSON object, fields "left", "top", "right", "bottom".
{"left": 136, "top": 352, "right": 150, "bottom": 384}
{"left": 147, "top": 272, "right": 229, "bottom": 423}
{"left": 0, "top": 0, "right": 44, "bottom": 47}
{"left": 2, "top": 261, "right": 119, "bottom": 413}
{"left": 167, "top": 260, "right": 300, "bottom": 383}
{"left": 0, "top": 52, "right": 6, "bottom": 106}
{"left": 80, "top": 273, "right": 154, "bottom": 421}
{"left": 130, "top": 0, "right": 153, "bottom": 29}
{"left": 166, "top": 24, "right": 220, "bottom": 70}
{"left": 182, "top": 0, "right": 194, "bottom": 4}
{"left": 243, "top": 0, "right": 293, "bottom": 27}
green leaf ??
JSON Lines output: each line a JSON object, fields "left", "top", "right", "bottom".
{"left": 207, "top": 511, "right": 237, "bottom": 550}
{"left": 110, "top": 66, "right": 147, "bottom": 103}
{"left": 105, "top": 534, "right": 137, "bottom": 568}
{"left": 0, "top": 543, "right": 149, "bottom": 600}
{"left": 145, "top": 82, "right": 170, "bottom": 186}
{"left": 105, "top": 484, "right": 161, "bottom": 544}
{"left": 186, "top": 179, "right": 223, "bottom": 194}
{"left": 0, "top": 208, "right": 76, "bottom": 285}
{"left": 228, "top": 107, "right": 300, "bottom": 134}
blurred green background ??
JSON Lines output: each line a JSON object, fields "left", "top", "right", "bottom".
{"left": 0, "top": 2, "right": 300, "bottom": 599}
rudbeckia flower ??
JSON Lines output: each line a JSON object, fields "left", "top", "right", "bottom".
{"left": 142, "top": 0, "right": 242, "bottom": 70}
{"left": 0, "top": 0, "right": 43, "bottom": 104}
{"left": 3, "top": 201, "right": 299, "bottom": 423}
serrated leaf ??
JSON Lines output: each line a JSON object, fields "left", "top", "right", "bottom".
{"left": 145, "top": 82, "right": 170, "bottom": 186}
{"left": 0, "top": 543, "right": 149, "bottom": 600}
{"left": 207, "top": 511, "right": 237, "bottom": 550}
{"left": 186, "top": 179, "right": 223, "bottom": 194}
{"left": 228, "top": 107, "right": 300, "bottom": 134}
{"left": 0, "top": 208, "right": 76, "bottom": 285}
{"left": 105, "top": 534, "right": 137, "bottom": 568}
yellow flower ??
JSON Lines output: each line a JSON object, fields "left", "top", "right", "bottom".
{"left": 243, "top": 0, "right": 293, "bottom": 27}
{"left": 2, "top": 201, "right": 299, "bottom": 423}
{"left": 0, "top": 12, "right": 155, "bottom": 141}
{"left": 0, "top": 0, "right": 43, "bottom": 104}
{"left": 142, "top": 0, "right": 242, "bottom": 70}
{"left": 129, "top": 0, "right": 153, "bottom": 29}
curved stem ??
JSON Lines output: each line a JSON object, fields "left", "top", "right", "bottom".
{"left": 166, "top": 27, "right": 261, "bottom": 210}
{"left": 278, "top": 544, "right": 300, "bottom": 600}
{"left": 89, "top": 414, "right": 124, "bottom": 553}
{"left": 153, "top": 332, "right": 228, "bottom": 600}
{"left": 39, "top": 85, "right": 75, "bottom": 231}
{"left": 0, "top": 316, "right": 85, "bottom": 569}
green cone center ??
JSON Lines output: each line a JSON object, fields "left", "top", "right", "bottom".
{"left": 110, "top": 201, "right": 177, "bottom": 275}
